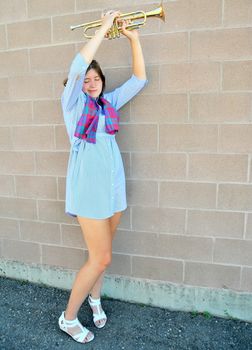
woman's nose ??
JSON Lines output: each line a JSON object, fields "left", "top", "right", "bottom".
{"left": 89, "top": 80, "right": 96, "bottom": 87}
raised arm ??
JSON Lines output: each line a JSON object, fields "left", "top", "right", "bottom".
{"left": 104, "top": 23, "right": 147, "bottom": 110}
{"left": 62, "top": 11, "right": 120, "bottom": 111}
{"left": 121, "top": 22, "right": 146, "bottom": 80}
{"left": 80, "top": 11, "right": 120, "bottom": 64}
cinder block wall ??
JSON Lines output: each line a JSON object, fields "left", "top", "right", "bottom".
{"left": 0, "top": 0, "right": 252, "bottom": 298}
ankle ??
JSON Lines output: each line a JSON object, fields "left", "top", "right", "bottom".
{"left": 64, "top": 311, "right": 78, "bottom": 321}
{"left": 89, "top": 294, "right": 101, "bottom": 301}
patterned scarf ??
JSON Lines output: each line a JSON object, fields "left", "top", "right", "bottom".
{"left": 74, "top": 94, "right": 119, "bottom": 144}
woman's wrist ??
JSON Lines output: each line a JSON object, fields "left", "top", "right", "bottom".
{"left": 96, "top": 25, "right": 110, "bottom": 39}
{"left": 129, "top": 36, "right": 141, "bottom": 48}
{"left": 129, "top": 36, "right": 139, "bottom": 43}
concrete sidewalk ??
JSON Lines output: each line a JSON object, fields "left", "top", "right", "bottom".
{"left": 0, "top": 276, "right": 251, "bottom": 350}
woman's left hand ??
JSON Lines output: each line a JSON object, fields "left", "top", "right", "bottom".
{"left": 118, "top": 19, "right": 139, "bottom": 41}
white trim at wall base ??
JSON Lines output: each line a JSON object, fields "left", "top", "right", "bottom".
{"left": 0, "top": 258, "right": 251, "bottom": 323}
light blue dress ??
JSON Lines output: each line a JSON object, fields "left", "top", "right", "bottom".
{"left": 61, "top": 53, "right": 147, "bottom": 219}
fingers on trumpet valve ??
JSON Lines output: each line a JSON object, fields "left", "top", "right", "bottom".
{"left": 116, "top": 18, "right": 131, "bottom": 29}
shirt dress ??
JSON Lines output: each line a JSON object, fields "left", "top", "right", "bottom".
{"left": 61, "top": 53, "right": 147, "bottom": 219}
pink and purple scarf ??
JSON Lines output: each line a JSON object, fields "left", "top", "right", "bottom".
{"left": 74, "top": 94, "right": 119, "bottom": 144}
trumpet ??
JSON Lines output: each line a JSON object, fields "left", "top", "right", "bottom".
{"left": 70, "top": 2, "right": 165, "bottom": 39}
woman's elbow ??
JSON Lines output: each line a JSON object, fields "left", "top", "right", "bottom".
{"left": 134, "top": 71, "right": 147, "bottom": 81}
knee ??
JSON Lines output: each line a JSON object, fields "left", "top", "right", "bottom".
{"left": 91, "top": 253, "right": 112, "bottom": 272}
{"left": 100, "top": 253, "right": 112, "bottom": 269}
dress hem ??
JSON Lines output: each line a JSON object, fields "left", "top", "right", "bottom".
{"left": 66, "top": 205, "right": 127, "bottom": 220}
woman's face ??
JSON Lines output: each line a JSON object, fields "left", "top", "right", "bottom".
{"left": 83, "top": 68, "right": 103, "bottom": 98}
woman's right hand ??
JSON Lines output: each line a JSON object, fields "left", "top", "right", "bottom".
{"left": 101, "top": 10, "right": 121, "bottom": 31}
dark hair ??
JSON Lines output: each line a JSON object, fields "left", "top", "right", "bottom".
{"left": 87, "top": 60, "right": 106, "bottom": 97}
{"left": 63, "top": 59, "right": 106, "bottom": 100}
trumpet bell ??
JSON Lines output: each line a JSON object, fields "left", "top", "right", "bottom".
{"left": 146, "top": 3, "right": 165, "bottom": 22}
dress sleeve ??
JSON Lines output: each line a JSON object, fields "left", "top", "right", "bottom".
{"left": 61, "top": 53, "right": 89, "bottom": 112}
{"left": 104, "top": 74, "right": 148, "bottom": 110}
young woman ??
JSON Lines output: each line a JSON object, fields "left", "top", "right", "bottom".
{"left": 58, "top": 10, "right": 147, "bottom": 344}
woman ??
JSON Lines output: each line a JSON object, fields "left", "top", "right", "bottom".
{"left": 58, "top": 10, "right": 147, "bottom": 344}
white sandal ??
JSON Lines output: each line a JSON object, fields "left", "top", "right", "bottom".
{"left": 58, "top": 311, "right": 94, "bottom": 343}
{"left": 88, "top": 295, "right": 107, "bottom": 329}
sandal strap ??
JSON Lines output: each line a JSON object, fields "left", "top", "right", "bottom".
{"left": 88, "top": 295, "right": 101, "bottom": 306}
{"left": 59, "top": 311, "right": 92, "bottom": 343}
{"left": 59, "top": 312, "right": 79, "bottom": 328}
{"left": 88, "top": 296, "right": 107, "bottom": 322}
{"left": 72, "top": 327, "right": 90, "bottom": 343}
{"left": 63, "top": 316, "right": 79, "bottom": 326}
{"left": 93, "top": 310, "right": 107, "bottom": 322}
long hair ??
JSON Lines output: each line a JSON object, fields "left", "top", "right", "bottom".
{"left": 63, "top": 59, "right": 106, "bottom": 101}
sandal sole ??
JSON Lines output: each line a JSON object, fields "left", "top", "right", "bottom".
{"left": 59, "top": 326, "right": 94, "bottom": 343}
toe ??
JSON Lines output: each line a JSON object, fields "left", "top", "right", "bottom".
{"left": 96, "top": 318, "right": 106, "bottom": 327}
{"left": 84, "top": 331, "right": 93, "bottom": 343}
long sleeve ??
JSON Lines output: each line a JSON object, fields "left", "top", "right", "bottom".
{"left": 61, "top": 53, "right": 89, "bottom": 112}
{"left": 104, "top": 74, "right": 148, "bottom": 111}
{"left": 61, "top": 53, "right": 90, "bottom": 143}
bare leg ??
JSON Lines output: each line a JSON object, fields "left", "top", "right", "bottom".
{"left": 88, "top": 211, "right": 123, "bottom": 326}
{"left": 90, "top": 211, "right": 122, "bottom": 298}
{"left": 89, "top": 271, "right": 105, "bottom": 299}
{"left": 63, "top": 216, "right": 112, "bottom": 339}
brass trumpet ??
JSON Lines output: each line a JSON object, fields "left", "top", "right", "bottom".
{"left": 70, "top": 3, "right": 165, "bottom": 39}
